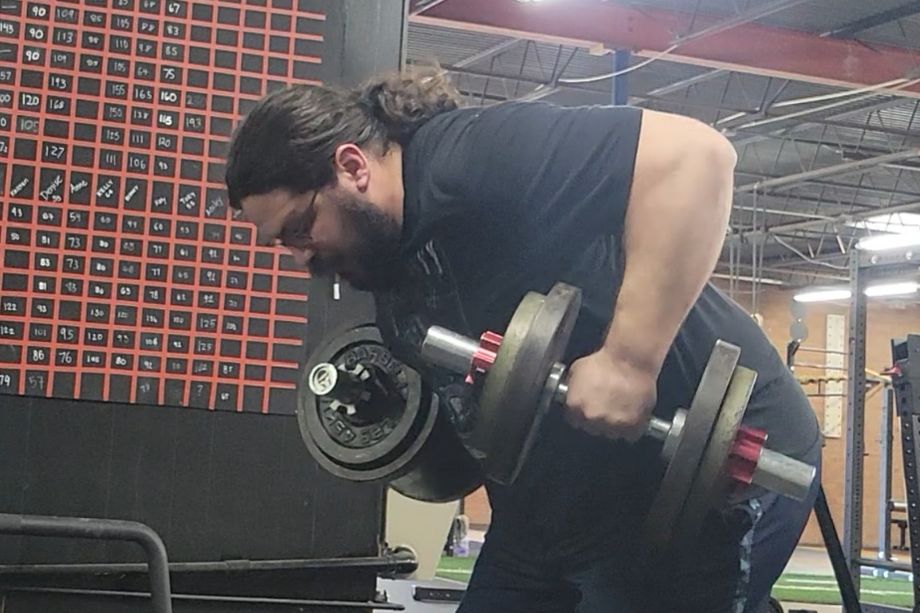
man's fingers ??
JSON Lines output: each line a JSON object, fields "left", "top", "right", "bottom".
{"left": 564, "top": 402, "right": 649, "bottom": 441}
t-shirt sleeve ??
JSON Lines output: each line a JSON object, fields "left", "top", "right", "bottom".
{"left": 428, "top": 102, "right": 643, "bottom": 242}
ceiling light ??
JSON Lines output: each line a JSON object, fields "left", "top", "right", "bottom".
{"left": 865, "top": 281, "right": 920, "bottom": 298}
{"left": 793, "top": 288, "right": 852, "bottom": 303}
{"left": 847, "top": 212, "right": 920, "bottom": 234}
{"left": 711, "top": 273, "right": 784, "bottom": 286}
{"left": 793, "top": 281, "right": 920, "bottom": 302}
{"left": 857, "top": 233, "right": 920, "bottom": 251}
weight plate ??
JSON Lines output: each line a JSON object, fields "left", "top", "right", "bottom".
{"left": 390, "top": 393, "right": 485, "bottom": 503}
{"left": 301, "top": 326, "right": 423, "bottom": 468}
{"left": 672, "top": 365, "right": 757, "bottom": 553}
{"left": 476, "top": 283, "right": 582, "bottom": 485}
{"left": 643, "top": 340, "right": 741, "bottom": 554}
{"left": 470, "top": 292, "right": 540, "bottom": 461}
{"left": 299, "top": 325, "right": 483, "bottom": 502}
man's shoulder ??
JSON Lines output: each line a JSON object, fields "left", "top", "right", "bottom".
{"left": 413, "top": 101, "right": 642, "bottom": 145}
{"left": 413, "top": 101, "right": 557, "bottom": 139}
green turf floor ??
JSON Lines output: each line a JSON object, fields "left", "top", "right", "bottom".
{"left": 436, "top": 557, "right": 915, "bottom": 607}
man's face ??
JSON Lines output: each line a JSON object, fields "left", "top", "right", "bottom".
{"left": 240, "top": 187, "right": 403, "bottom": 292}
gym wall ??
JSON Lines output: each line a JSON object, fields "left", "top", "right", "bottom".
{"left": 755, "top": 286, "right": 917, "bottom": 549}
{"left": 0, "top": 0, "right": 402, "bottom": 603}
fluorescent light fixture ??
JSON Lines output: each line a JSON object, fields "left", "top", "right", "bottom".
{"left": 865, "top": 281, "right": 920, "bottom": 298}
{"left": 794, "top": 282, "right": 920, "bottom": 302}
{"left": 857, "top": 233, "right": 920, "bottom": 251}
{"left": 849, "top": 213, "right": 920, "bottom": 251}
{"left": 847, "top": 212, "right": 920, "bottom": 234}
{"left": 711, "top": 273, "right": 784, "bottom": 286}
{"left": 793, "top": 288, "right": 852, "bottom": 303}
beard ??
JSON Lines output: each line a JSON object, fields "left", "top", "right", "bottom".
{"left": 310, "top": 193, "right": 404, "bottom": 292}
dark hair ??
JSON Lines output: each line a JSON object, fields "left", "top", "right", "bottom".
{"left": 225, "top": 68, "right": 461, "bottom": 209}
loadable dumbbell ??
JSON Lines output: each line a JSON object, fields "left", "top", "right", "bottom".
{"left": 423, "top": 327, "right": 814, "bottom": 501}
{"left": 297, "top": 325, "right": 483, "bottom": 503}
{"left": 419, "top": 282, "right": 817, "bottom": 553}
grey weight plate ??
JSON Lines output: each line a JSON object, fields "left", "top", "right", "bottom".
{"left": 643, "top": 340, "right": 741, "bottom": 554}
{"left": 475, "top": 283, "right": 582, "bottom": 485}
{"left": 673, "top": 365, "right": 757, "bottom": 553}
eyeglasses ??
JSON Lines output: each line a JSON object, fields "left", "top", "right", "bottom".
{"left": 278, "top": 191, "right": 319, "bottom": 248}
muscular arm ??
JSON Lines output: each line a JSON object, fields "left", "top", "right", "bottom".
{"left": 603, "top": 110, "right": 737, "bottom": 374}
{"left": 442, "top": 103, "right": 735, "bottom": 437}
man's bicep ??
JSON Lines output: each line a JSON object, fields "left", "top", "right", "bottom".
{"left": 629, "top": 109, "right": 737, "bottom": 216}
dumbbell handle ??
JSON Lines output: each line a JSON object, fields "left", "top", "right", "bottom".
{"left": 422, "top": 327, "right": 677, "bottom": 443}
{"left": 423, "top": 326, "right": 816, "bottom": 501}
{"left": 556, "top": 380, "right": 815, "bottom": 500}
{"left": 555, "top": 380, "right": 671, "bottom": 442}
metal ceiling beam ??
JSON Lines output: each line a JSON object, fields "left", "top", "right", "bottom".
{"left": 454, "top": 38, "right": 520, "bottom": 68}
{"left": 730, "top": 96, "right": 911, "bottom": 149}
{"left": 818, "top": 119, "right": 920, "bottom": 142}
{"left": 643, "top": 69, "right": 728, "bottom": 97}
{"left": 736, "top": 128, "right": 920, "bottom": 152}
{"left": 409, "top": 0, "right": 449, "bottom": 17}
{"left": 726, "top": 197, "right": 920, "bottom": 246}
{"left": 736, "top": 192, "right": 878, "bottom": 214}
{"left": 414, "top": 0, "right": 920, "bottom": 98}
{"left": 716, "top": 263, "right": 848, "bottom": 281}
{"left": 735, "top": 149, "right": 920, "bottom": 193}
{"left": 823, "top": 1, "right": 920, "bottom": 39}
{"left": 711, "top": 272, "right": 786, "bottom": 286}
{"left": 733, "top": 203, "right": 836, "bottom": 221}
{"left": 674, "top": 0, "right": 817, "bottom": 45}
{"left": 519, "top": 85, "right": 560, "bottom": 102}
{"left": 734, "top": 172, "right": 920, "bottom": 201}
{"left": 443, "top": 65, "right": 758, "bottom": 113}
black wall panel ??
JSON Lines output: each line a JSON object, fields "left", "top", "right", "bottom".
{"left": 0, "top": 399, "right": 381, "bottom": 564}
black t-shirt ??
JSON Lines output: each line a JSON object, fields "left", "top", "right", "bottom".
{"left": 378, "top": 101, "right": 820, "bottom": 554}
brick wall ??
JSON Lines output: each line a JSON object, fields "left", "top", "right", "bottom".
{"left": 754, "top": 285, "right": 918, "bottom": 548}
{"left": 464, "top": 487, "right": 491, "bottom": 528}
{"left": 462, "top": 283, "right": 920, "bottom": 551}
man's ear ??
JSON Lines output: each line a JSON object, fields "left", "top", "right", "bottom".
{"left": 333, "top": 143, "right": 371, "bottom": 192}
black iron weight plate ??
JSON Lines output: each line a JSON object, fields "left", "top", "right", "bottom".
{"left": 299, "top": 326, "right": 426, "bottom": 478}
{"left": 476, "top": 283, "right": 582, "bottom": 485}
{"left": 388, "top": 391, "right": 485, "bottom": 504}
{"left": 643, "top": 340, "right": 741, "bottom": 553}
{"left": 298, "top": 325, "right": 483, "bottom": 502}
{"left": 302, "top": 326, "right": 423, "bottom": 467}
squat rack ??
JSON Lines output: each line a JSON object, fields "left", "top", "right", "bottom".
{"left": 842, "top": 246, "right": 920, "bottom": 613}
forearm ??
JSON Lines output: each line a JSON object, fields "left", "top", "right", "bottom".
{"left": 603, "top": 128, "right": 736, "bottom": 373}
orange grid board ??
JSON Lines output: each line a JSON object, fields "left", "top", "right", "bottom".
{"left": 0, "top": 0, "right": 324, "bottom": 413}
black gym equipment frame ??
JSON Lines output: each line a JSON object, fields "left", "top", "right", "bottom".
{"left": 841, "top": 247, "right": 919, "bottom": 613}
{"left": 787, "top": 345, "right": 863, "bottom": 612}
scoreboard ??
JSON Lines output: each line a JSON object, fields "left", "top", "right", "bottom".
{"left": 0, "top": 0, "right": 325, "bottom": 413}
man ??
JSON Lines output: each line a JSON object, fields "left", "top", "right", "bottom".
{"left": 226, "top": 70, "right": 821, "bottom": 612}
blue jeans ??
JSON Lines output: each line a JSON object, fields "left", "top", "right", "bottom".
{"left": 458, "top": 450, "right": 821, "bottom": 613}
